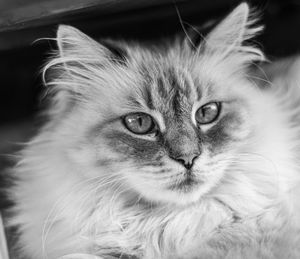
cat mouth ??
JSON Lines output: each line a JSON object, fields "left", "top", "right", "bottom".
{"left": 168, "top": 172, "right": 200, "bottom": 192}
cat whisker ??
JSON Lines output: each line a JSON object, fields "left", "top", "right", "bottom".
{"left": 247, "top": 75, "right": 273, "bottom": 86}
{"left": 133, "top": 193, "right": 144, "bottom": 207}
{"left": 72, "top": 179, "right": 119, "bottom": 232}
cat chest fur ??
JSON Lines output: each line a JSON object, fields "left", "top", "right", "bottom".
{"left": 49, "top": 197, "right": 298, "bottom": 259}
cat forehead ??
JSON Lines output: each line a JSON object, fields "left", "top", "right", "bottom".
{"left": 138, "top": 64, "right": 201, "bottom": 121}
{"left": 132, "top": 46, "right": 211, "bottom": 103}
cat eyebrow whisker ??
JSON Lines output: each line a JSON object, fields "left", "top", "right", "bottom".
{"left": 173, "top": 3, "right": 196, "bottom": 50}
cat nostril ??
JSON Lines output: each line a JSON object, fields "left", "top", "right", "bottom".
{"left": 174, "top": 154, "right": 200, "bottom": 170}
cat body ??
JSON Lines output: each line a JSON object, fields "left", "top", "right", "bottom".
{"left": 8, "top": 3, "right": 300, "bottom": 259}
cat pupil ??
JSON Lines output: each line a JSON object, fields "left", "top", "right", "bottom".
{"left": 202, "top": 108, "right": 208, "bottom": 117}
{"left": 138, "top": 117, "right": 143, "bottom": 127}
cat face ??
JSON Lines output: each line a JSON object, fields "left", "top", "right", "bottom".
{"left": 48, "top": 4, "right": 264, "bottom": 205}
{"left": 93, "top": 63, "right": 254, "bottom": 205}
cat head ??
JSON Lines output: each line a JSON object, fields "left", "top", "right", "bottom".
{"left": 45, "top": 3, "right": 266, "bottom": 205}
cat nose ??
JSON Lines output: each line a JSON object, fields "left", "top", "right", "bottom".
{"left": 174, "top": 153, "right": 200, "bottom": 170}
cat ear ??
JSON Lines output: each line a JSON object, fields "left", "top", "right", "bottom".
{"left": 43, "top": 25, "right": 128, "bottom": 105}
{"left": 56, "top": 25, "right": 126, "bottom": 67}
{"left": 203, "top": 3, "right": 262, "bottom": 57}
{"left": 57, "top": 25, "right": 107, "bottom": 61}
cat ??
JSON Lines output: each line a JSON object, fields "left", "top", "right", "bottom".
{"left": 7, "top": 3, "right": 300, "bottom": 259}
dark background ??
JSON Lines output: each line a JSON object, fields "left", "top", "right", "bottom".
{"left": 0, "top": 0, "right": 299, "bottom": 182}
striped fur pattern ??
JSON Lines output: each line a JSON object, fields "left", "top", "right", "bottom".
{"left": 8, "top": 3, "right": 300, "bottom": 259}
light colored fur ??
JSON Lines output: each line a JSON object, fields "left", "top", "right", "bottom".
{"left": 7, "top": 3, "right": 300, "bottom": 259}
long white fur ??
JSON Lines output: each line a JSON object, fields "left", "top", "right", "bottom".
{"left": 8, "top": 3, "right": 300, "bottom": 259}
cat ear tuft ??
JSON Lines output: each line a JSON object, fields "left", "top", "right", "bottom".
{"left": 204, "top": 3, "right": 263, "bottom": 57}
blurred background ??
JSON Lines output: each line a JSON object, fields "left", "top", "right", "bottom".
{"left": 0, "top": 0, "right": 299, "bottom": 200}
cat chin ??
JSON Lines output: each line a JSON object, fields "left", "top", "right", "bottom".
{"left": 129, "top": 180, "right": 214, "bottom": 206}
{"left": 142, "top": 189, "right": 203, "bottom": 206}
{"left": 125, "top": 169, "right": 226, "bottom": 206}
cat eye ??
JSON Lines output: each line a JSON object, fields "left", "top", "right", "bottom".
{"left": 195, "top": 102, "right": 221, "bottom": 125}
{"left": 123, "top": 113, "right": 156, "bottom": 135}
